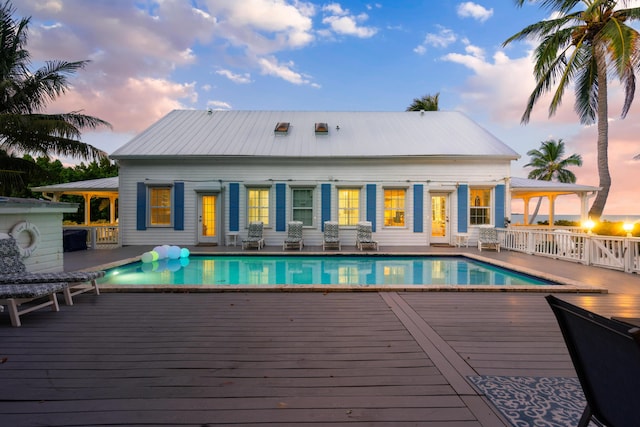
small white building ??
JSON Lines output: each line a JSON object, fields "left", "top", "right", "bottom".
{"left": 110, "top": 110, "right": 520, "bottom": 247}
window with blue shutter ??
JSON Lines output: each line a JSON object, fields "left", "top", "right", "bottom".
{"left": 276, "top": 183, "right": 286, "bottom": 232}
{"left": 457, "top": 184, "right": 468, "bottom": 233}
{"left": 366, "top": 184, "right": 376, "bottom": 231}
{"left": 413, "top": 184, "right": 423, "bottom": 233}
{"left": 229, "top": 183, "right": 239, "bottom": 232}
{"left": 494, "top": 184, "right": 505, "bottom": 227}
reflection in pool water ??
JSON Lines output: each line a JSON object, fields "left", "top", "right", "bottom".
{"left": 99, "top": 255, "right": 558, "bottom": 287}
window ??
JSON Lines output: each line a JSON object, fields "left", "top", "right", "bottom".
{"left": 384, "top": 189, "right": 405, "bottom": 227}
{"left": 470, "top": 188, "right": 491, "bottom": 225}
{"left": 315, "top": 122, "right": 328, "bottom": 133}
{"left": 247, "top": 188, "right": 270, "bottom": 225}
{"left": 148, "top": 186, "right": 172, "bottom": 226}
{"left": 274, "top": 122, "right": 290, "bottom": 133}
{"left": 292, "top": 188, "right": 314, "bottom": 226}
{"left": 338, "top": 188, "right": 360, "bottom": 226}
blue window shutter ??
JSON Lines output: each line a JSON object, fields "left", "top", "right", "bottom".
{"left": 366, "top": 184, "right": 376, "bottom": 231}
{"left": 457, "top": 184, "right": 468, "bottom": 233}
{"left": 321, "top": 183, "right": 331, "bottom": 231}
{"left": 136, "top": 182, "right": 146, "bottom": 230}
{"left": 413, "top": 184, "right": 423, "bottom": 233}
{"left": 174, "top": 182, "right": 184, "bottom": 230}
{"left": 229, "top": 183, "right": 239, "bottom": 232}
{"left": 494, "top": 184, "right": 505, "bottom": 227}
{"left": 276, "top": 183, "right": 286, "bottom": 232}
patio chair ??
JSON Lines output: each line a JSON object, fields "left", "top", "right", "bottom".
{"left": 322, "top": 221, "right": 341, "bottom": 251}
{"left": 356, "top": 221, "right": 378, "bottom": 251}
{"left": 283, "top": 221, "right": 303, "bottom": 251}
{"left": 0, "top": 282, "right": 70, "bottom": 327}
{"left": 0, "top": 237, "right": 103, "bottom": 303}
{"left": 477, "top": 226, "right": 500, "bottom": 252}
{"left": 546, "top": 295, "right": 640, "bottom": 427}
{"left": 242, "top": 221, "right": 265, "bottom": 250}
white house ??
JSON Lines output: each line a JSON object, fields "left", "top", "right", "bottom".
{"left": 110, "top": 110, "right": 521, "bottom": 248}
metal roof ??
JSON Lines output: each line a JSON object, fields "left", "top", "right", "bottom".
{"left": 510, "top": 177, "right": 600, "bottom": 194}
{"left": 31, "top": 177, "right": 119, "bottom": 193}
{"left": 110, "top": 110, "right": 520, "bottom": 159}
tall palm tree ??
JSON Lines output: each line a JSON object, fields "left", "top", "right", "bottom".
{"left": 406, "top": 93, "right": 440, "bottom": 111}
{"left": 524, "top": 139, "right": 583, "bottom": 222}
{"left": 503, "top": 0, "right": 640, "bottom": 219}
{"left": 0, "top": 0, "right": 110, "bottom": 193}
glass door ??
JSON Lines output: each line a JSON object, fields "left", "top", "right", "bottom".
{"left": 431, "top": 194, "right": 450, "bottom": 244}
{"left": 198, "top": 194, "right": 218, "bottom": 244}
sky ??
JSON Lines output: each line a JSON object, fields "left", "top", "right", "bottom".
{"left": 13, "top": 0, "right": 640, "bottom": 216}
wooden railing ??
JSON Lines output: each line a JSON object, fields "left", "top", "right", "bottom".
{"left": 63, "top": 225, "right": 119, "bottom": 249}
{"left": 499, "top": 228, "right": 640, "bottom": 274}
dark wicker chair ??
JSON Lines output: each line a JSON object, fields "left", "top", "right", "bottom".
{"left": 546, "top": 295, "right": 640, "bottom": 427}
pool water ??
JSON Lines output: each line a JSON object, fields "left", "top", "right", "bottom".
{"left": 98, "top": 255, "right": 558, "bottom": 287}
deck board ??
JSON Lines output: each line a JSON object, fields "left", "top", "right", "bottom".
{"left": 2, "top": 288, "right": 639, "bottom": 425}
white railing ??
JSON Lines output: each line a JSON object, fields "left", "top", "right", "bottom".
{"left": 499, "top": 228, "right": 640, "bottom": 274}
{"left": 63, "top": 225, "right": 119, "bottom": 249}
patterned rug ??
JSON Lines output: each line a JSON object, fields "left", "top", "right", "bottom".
{"left": 468, "top": 375, "right": 596, "bottom": 427}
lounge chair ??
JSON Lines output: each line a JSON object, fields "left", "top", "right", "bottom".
{"left": 0, "top": 237, "right": 103, "bottom": 302}
{"left": 322, "top": 221, "right": 341, "bottom": 251}
{"left": 477, "top": 226, "right": 500, "bottom": 252}
{"left": 546, "top": 295, "right": 640, "bottom": 427}
{"left": 356, "top": 221, "right": 378, "bottom": 251}
{"left": 283, "top": 221, "right": 303, "bottom": 251}
{"left": 1, "top": 282, "right": 69, "bottom": 327}
{"left": 242, "top": 221, "right": 265, "bottom": 250}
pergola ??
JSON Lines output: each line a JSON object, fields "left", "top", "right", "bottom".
{"left": 509, "top": 177, "right": 600, "bottom": 226}
{"left": 32, "top": 177, "right": 119, "bottom": 225}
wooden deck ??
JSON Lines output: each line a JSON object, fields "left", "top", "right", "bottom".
{"left": 2, "top": 247, "right": 640, "bottom": 425}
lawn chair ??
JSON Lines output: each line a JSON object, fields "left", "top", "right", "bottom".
{"left": 546, "top": 295, "right": 640, "bottom": 427}
{"left": 477, "top": 226, "right": 500, "bottom": 252}
{"left": 322, "top": 221, "right": 341, "bottom": 251}
{"left": 242, "top": 221, "right": 265, "bottom": 250}
{"left": 0, "top": 282, "right": 69, "bottom": 327}
{"left": 0, "top": 236, "right": 103, "bottom": 303}
{"left": 283, "top": 221, "right": 304, "bottom": 251}
{"left": 356, "top": 221, "right": 378, "bottom": 251}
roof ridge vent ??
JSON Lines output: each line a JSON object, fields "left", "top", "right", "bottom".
{"left": 315, "top": 122, "right": 328, "bottom": 134}
{"left": 274, "top": 122, "right": 290, "bottom": 134}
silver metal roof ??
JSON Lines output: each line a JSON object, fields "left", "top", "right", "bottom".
{"left": 31, "top": 177, "right": 119, "bottom": 193}
{"left": 110, "top": 110, "right": 520, "bottom": 159}
{"left": 510, "top": 177, "right": 600, "bottom": 193}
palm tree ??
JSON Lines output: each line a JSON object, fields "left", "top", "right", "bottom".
{"left": 406, "top": 93, "right": 439, "bottom": 111}
{"left": 524, "top": 139, "right": 583, "bottom": 223}
{"left": 0, "top": 0, "right": 110, "bottom": 193}
{"left": 503, "top": 0, "right": 640, "bottom": 219}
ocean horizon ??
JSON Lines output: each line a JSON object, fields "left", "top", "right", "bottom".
{"left": 511, "top": 214, "right": 640, "bottom": 224}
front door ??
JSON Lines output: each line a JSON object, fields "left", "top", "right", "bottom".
{"left": 198, "top": 194, "right": 218, "bottom": 244}
{"left": 431, "top": 193, "right": 450, "bottom": 244}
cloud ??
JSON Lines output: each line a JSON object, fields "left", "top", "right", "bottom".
{"left": 257, "top": 57, "right": 311, "bottom": 85}
{"left": 207, "top": 100, "right": 232, "bottom": 110}
{"left": 216, "top": 69, "right": 252, "bottom": 84}
{"left": 456, "top": 2, "right": 493, "bottom": 22}
{"left": 414, "top": 26, "right": 457, "bottom": 55}
{"left": 321, "top": 3, "right": 378, "bottom": 38}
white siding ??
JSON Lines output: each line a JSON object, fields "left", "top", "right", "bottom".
{"left": 118, "top": 157, "right": 510, "bottom": 247}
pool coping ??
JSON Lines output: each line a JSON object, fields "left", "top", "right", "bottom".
{"left": 91, "top": 250, "right": 608, "bottom": 294}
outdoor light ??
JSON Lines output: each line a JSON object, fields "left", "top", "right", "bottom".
{"left": 623, "top": 222, "right": 634, "bottom": 237}
{"left": 583, "top": 219, "right": 595, "bottom": 234}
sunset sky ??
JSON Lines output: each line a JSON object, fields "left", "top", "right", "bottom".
{"left": 14, "top": 0, "right": 640, "bottom": 215}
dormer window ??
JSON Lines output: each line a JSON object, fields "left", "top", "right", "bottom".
{"left": 274, "top": 122, "right": 290, "bottom": 134}
{"left": 315, "top": 122, "right": 328, "bottom": 134}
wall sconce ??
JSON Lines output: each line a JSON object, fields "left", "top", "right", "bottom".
{"left": 623, "top": 222, "right": 634, "bottom": 237}
{"left": 582, "top": 219, "right": 595, "bottom": 234}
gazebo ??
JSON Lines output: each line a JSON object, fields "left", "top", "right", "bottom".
{"left": 509, "top": 177, "right": 600, "bottom": 226}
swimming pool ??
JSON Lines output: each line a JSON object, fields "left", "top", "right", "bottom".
{"left": 98, "top": 255, "right": 561, "bottom": 288}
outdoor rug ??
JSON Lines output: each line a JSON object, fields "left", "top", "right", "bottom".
{"left": 468, "top": 375, "right": 597, "bottom": 427}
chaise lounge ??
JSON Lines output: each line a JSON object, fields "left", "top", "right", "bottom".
{"left": 356, "top": 221, "right": 378, "bottom": 251}
{"left": 477, "top": 226, "right": 500, "bottom": 252}
{"left": 0, "top": 236, "right": 104, "bottom": 302}
{"left": 0, "top": 282, "right": 69, "bottom": 327}
{"left": 322, "top": 221, "right": 341, "bottom": 251}
{"left": 283, "top": 221, "right": 303, "bottom": 251}
{"left": 242, "top": 221, "right": 265, "bottom": 250}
